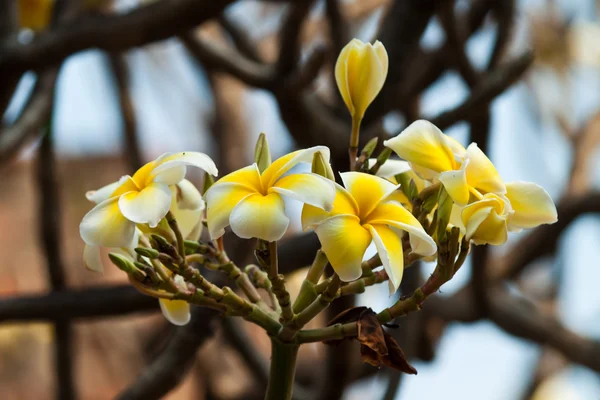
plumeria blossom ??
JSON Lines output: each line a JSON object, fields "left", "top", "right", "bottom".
{"left": 384, "top": 120, "right": 505, "bottom": 206}
{"left": 79, "top": 151, "right": 217, "bottom": 253}
{"left": 205, "top": 147, "right": 336, "bottom": 242}
{"left": 385, "top": 120, "right": 558, "bottom": 245}
{"left": 302, "top": 172, "right": 436, "bottom": 293}
{"left": 335, "top": 39, "right": 389, "bottom": 122}
{"left": 82, "top": 178, "right": 205, "bottom": 273}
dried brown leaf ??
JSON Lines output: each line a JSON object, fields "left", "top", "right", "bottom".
{"left": 357, "top": 308, "right": 387, "bottom": 356}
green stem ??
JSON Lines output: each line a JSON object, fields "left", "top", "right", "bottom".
{"left": 349, "top": 115, "right": 362, "bottom": 171}
{"left": 265, "top": 338, "right": 299, "bottom": 400}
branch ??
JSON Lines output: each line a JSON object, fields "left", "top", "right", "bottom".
{"left": 180, "top": 32, "right": 276, "bottom": 88}
{"left": 495, "top": 191, "right": 600, "bottom": 281}
{"left": 430, "top": 52, "right": 534, "bottom": 130}
{"left": 0, "top": 285, "right": 157, "bottom": 322}
{"left": 107, "top": 53, "right": 143, "bottom": 170}
{"left": 0, "top": 0, "right": 235, "bottom": 76}
{"left": 0, "top": 68, "right": 59, "bottom": 165}
{"left": 117, "top": 307, "right": 220, "bottom": 400}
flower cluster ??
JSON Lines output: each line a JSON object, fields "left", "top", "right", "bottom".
{"left": 78, "top": 38, "right": 558, "bottom": 340}
{"left": 384, "top": 120, "right": 558, "bottom": 245}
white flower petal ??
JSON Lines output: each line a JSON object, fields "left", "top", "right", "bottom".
{"left": 118, "top": 182, "right": 172, "bottom": 227}
{"left": 261, "top": 146, "right": 331, "bottom": 188}
{"left": 505, "top": 181, "right": 558, "bottom": 229}
{"left": 271, "top": 173, "right": 335, "bottom": 211}
{"left": 369, "top": 159, "right": 412, "bottom": 179}
{"left": 229, "top": 193, "right": 290, "bottom": 241}
{"left": 85, "top": 180, "right": 120, "bottom": 204}
{"left": 83, "top": 244, "right": 104, "bottom": 273}
{"left": 173, "top": 179, "right": 205, "bottom": 211}
{"left": 366, "top": 224, "right": 404, "bottom": 294}
{"left": 152, "top": 151, "right": 218, "bottom": 183}
{"left": 79, "top": 197, "right": 136, "bottom": 248}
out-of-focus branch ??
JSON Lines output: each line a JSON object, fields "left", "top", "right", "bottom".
{"left": 325, "top": 0, "right": 347, "bottom": 57}
{"left": 107, "top": 53, "right": 142, "bottom": 171}
{"left": 219, "top": 15, "right": 263, "bottom": 63}
{"left": 0, "top": 68, "right": 59, "bottom": 165}
{"left": 488, "top": 286, "right": 600, "bottom": 372}
{"left": 438, "top": 0, "right": 479, "bottom": 87}
{"left": 180, "top": 32, "right": 277, "bottom": 88}
{"left": 430, "top": 52, "right": 534, "bottom": 130}
{"left": 487, "top": 0, "right": 516, "bottom": 70}
{"left": 0, "top": 0, "right": 235, "bottom": 77}
{"left": 494, "top": 191, "right": 600, "bottom": 281}
{"left": 37, "top": 117, "right": 75, "bottom": 400}
{"left": 117, "top": 307, "right": 220, "bottom": 400}
{"left": 0, "top": 285, "right": 157, "bottom": 322}
{"left": 568, "top": 112, "right": 600, "bottom": 195}
{"left": 275, "top": 1, "right": 316, "bottom": 76}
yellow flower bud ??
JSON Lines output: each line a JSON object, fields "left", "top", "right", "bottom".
{"left": 18, "top": 0, "right": 55, "bottom": 32}
{"left": 311, "top": 151, "right": 335, "bottom": 181}
{"left": 335, "top": 39, "right": 388, "bottom": 121}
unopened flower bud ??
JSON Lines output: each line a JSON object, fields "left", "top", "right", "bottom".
{"left": 254, "top": 132, "right": 272, "bottom": 173}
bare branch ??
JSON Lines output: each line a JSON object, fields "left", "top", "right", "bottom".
{"left": 117, "top": 308, "right": 220, "bottom": 400}
{"left": 0, "top": 68, "right": 59, "bottom": 165}
{"left": 430, "top": 52, "right": 534, "bottom": 130}
{"left": 0, "top": 0, "right": 235, "bottom": 77}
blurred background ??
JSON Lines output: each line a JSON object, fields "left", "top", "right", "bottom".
{"left": 0, "top": 0, "right": 599, "bottom": 399}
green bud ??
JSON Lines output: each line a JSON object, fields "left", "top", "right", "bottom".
{"left": 109, "top": 253, "right": 146, "bottom": 281}
{"left": 436, "top": 186, "right": 453, "bottom": 243}
{"left": 135, "top": 247, "right": 159, "bottom": 259}
{"left": 254, "top": 132, "right": 272, "bottom": 173}
{"left": 360, "top": 137, "right": 379, "bottom": 158}
{"left": 376, "top": 147, "right": 392, "bottom": 166}
{"left": 311, "top": 151, "right": 335, "bottom": 181}
{"left": 396, "top": 173, "right": 419, "bottom": 202}
{"left": 150, "top": 234, "right": 178, "bottom": 257}
{"left": 203, "top": 172, "right": 215, "bottom": 194}
{"left": 183, "top": 240, "right": 201, "bottom": 255}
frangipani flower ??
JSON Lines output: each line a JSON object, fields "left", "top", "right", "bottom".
{"left": 80, "top": 152, "right": 217, "bottom": 251}
{"left": 205, "top": 147, "right": 335, "bottom": 242}
{"left": 459, "top": 182, "right": 557, "bottom": 245}
{"left": 384, "top": 120, "right": 505, "bottom": 206}
{"left": 302, "top": 172, "right": 436, "bottom": 293}
{"left": 82, "top": 179, "right": 205, "bottom": 273}
{"left": 335, "top": 39, "right": 389, "bottom": 122}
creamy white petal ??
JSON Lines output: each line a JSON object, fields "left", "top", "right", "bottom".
{"left": 85, "top": 179, "right": 121, "bottom": 204}
{"left": 229, "top": 193, "right": 290, "bottom": 241}
{"left": 271, "top": 173, "right": 335, "bottom": 211}
{"left": 505, "top": 181, "right": 558, "bottom": 229}
{"left": 118, "top": 182, "right": 172, "bottom": 227}
{"left": 464, "top": 143, "right": 505, "bottom": 194}
{"left": 152, "top": 151, "right": 218, "bottom": 183}
{"left": 369, "top": 158, "right": 412, "bottom": 179}
{"left": 83, "top": 244, "right": 104, "bottom": 273}
{"left": 79, "top": 197, "right": 136, "bottom": 248}
{"left": 261, "top": 146, "right": 331, "bottom": 188}
{"left": 366, "top": 224, "right": 404, "bottom": 294}
{"left": 173, "top": 179, "right": 205, "bottom": 211}
{"left": 439, "top": 164, "right": 470, "bottom": 206}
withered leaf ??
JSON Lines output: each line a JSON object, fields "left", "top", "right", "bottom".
{"left": 359, "top": 333, "right": 417, "bottom": 375}
{"left": 383, "top": 333, "right": 417, "bottom": 375}
{"left": 323, "top": 306, "right": 368, "bottom": 346}
{"left": 357, "top": 308, "right": 387, "bottom": 356}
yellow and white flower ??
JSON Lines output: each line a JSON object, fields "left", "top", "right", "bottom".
{"left": 80, "top": 152, "right": 214, "bottom": 271}
{"left": 82, "top": 178, "right": 205, "bottom": 273}
{"left": 384, "top": 120, "right": 505, "bottom": 206}
{"left": 205, "top": 146, "right": 335, "bottom": 242}
{"left": 335, "top": 39, "right": 389, "bottom": 122}
{"left": 302, "top": 172, "right": 436, "bottom": 293}
{"left": 460, "top": 180, "right": 558, "bottom": 245}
